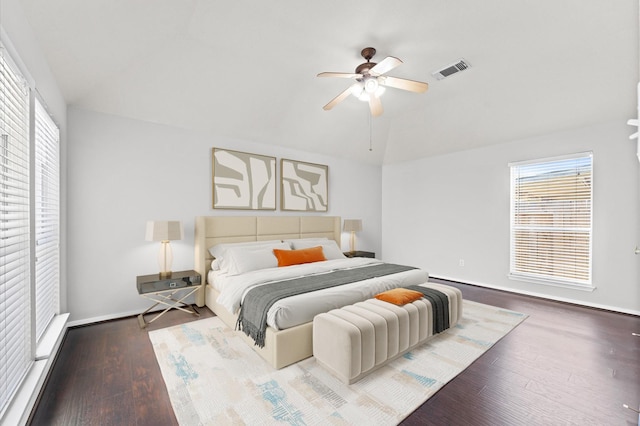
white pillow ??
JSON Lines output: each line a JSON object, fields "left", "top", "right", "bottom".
{"left": 291, "top": 239, "right": 346, "bottom": 260}
{"left": 208, "top": 240, "right": 283, "bottom": 259}
{"left": 210, "top": 258, "right": 221, "bottom": 271}
{"left": 224, "top": 242, "right": 291, "bottom": 275}
{"left": 287, "top": 238, "right": 329, "bottom": 249}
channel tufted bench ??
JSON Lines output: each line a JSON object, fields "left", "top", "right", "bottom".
{"left": 312, "top": 283, "right": 462, "bottom": 384}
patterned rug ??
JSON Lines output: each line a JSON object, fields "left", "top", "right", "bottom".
{"left": 149, "top": 300, "right": 527, "bottom": 425}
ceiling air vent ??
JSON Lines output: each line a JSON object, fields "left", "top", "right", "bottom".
{"left": 431, "top": 59, "right": 470, "bottom": 80}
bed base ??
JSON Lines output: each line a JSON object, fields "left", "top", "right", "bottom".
{"left": 205, "top": 285, "right": 313, "bottom": 369}
{"left": 194, "top": 215, "right": 342, "bottom": 369}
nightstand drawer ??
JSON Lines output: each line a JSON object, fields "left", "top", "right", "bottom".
{"left": 136, "top": 270, "right": 201, "bottom": 294}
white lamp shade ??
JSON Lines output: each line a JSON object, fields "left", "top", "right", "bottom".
{"left": 146, "top": 220, "right": 183, "bottom": 242}
{"left": 343, "top": 219, "right": 362, "bottom": 233}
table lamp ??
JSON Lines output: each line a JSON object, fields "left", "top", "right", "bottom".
{"left": 343, "top": 219, "right": 362, "bottom": 254}
{"left": 146, "top": 220, "right": 183, "bottom": 277}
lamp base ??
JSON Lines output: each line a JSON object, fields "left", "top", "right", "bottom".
{"left": 158, "top": 240, "right": 174, "bottom": 279}
{"left": 349, "top": 231, "right": 356, "bottom": 253}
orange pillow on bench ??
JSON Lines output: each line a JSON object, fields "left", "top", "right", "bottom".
{"left": 375, "top": 288, "right": 423, "bottom": 305}
{"left": 273, "top": 246, "right": 326, "bottom": 267}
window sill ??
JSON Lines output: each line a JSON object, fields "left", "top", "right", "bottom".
{"left": 1, "top": 313, "right": 69, "bottom": 426}
{"left": 508, "top": 274, "right": 596, "bottom": 292}
{"left": 35, "top": 314, "right": 69, "bottom": 360}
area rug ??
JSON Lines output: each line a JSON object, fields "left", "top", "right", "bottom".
{"left": 149, "top": 300, "right": 527, "bottom": 425}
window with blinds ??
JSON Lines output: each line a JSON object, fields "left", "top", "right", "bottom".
{"left": 0, "top": 47, "right": 32, "bottom": 416}
{"left": 509, "top": 153, "right": 593, "bottom": 288}
{"left": 34, "top": 99, "right": 59, "bottom": 342}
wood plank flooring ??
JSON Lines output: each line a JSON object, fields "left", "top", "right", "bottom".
{"left": 29, "top": 280, "right": 640, "bottom": 425}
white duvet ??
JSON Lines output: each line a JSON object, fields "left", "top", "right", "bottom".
{"left": 209, "top": 258, "right": 429, "bottom": 330}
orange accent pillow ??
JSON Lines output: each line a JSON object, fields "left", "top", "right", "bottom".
{"left": 375, "top": 288, "right": 424, "bottom": 305}
{"left": 273, "top": 246, "right": 326, "bottom": 267}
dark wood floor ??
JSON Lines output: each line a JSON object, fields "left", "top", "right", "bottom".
{"left": 30, "top": 280, "right": 640, "bottom": 426}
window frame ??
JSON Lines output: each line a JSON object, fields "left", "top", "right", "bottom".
{"left": 0, "top": 43, "right": 33, "bottom": 419}
{"left": 33, "top": 98, "right": 60, "bottom": 343}
{"left": 0, "top": 38, "right": 65, "bottom": 424}
{"left": 509, "top": 152, "right": 594, "bottom": 291}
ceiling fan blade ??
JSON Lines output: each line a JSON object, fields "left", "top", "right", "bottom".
{"left": 322, "top": 84, "right": 358, "bottom": 111}
{"left": 317, "top": 72, "right": 361, "bottom": 79}
{"left": 380, "top": 76, "right": 429, "bottom": 93}
{"left": 369, "top": 95, "right": 383, "bottom": 117}
{"left": 369, "top": 56, "right": 402, "bottom": 76}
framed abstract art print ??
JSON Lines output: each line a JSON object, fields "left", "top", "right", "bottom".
{"left": 212, "top": 148, "right": 276, "bottom": 210}
{"left": 280, "top": 159, "right": 328, "bottom": 212}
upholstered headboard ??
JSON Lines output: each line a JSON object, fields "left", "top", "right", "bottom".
{"left": 194, "top": 216, "right": 341, "bottom": 306}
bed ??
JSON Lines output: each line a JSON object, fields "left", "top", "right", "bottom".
{"left": 193, "top": 215, "right": 429, "bottom": 369}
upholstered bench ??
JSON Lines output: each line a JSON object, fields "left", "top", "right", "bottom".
{"left": 312, "top": 283, "right": 463, "bottom": 384}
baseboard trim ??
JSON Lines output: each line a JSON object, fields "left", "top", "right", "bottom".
{"left": 432, "top": 275, "right": 640, "bottom": 317}
{"left": 66, "top": 305, "right": 194, "bottom": 328}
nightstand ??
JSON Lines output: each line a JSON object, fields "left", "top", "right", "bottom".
{"left": 136, "top": 270, "right": 201, "bottom": 329}
{"left": 344, "top": 251, "right": 375, "bottom": 258}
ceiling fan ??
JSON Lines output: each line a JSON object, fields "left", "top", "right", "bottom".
{"left": 317, "top": 47, "right": 428, "bottom": 117}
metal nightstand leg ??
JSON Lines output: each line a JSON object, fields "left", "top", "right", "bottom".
{"left": 138, "top": 287, "right": 200, "bottom": 329}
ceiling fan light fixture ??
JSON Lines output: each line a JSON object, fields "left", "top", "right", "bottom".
{"left": 350, "top": 83, "right": 365, "bottom": 99}
{"left": 364, "top": 77, "right": 379, "bottom": 93}
{"left": 352, "top": 83, "right": 385, "bottom": 102}
{"left": 350, "top": 82, "right": 362, "bottom": 94}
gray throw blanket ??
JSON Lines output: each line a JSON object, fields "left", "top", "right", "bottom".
{"left": 405, "top": 285, "right": 450, "bottom": 333}
{"left": 236, "top": 263, "right": 417, "bottom": 347}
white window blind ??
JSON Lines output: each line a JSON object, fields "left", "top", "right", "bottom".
{"left": 34, "top": 99, "right": 59, "bottom": 342}
{"left": 509, "top": 153, "right": 593, "bottom": 288}
{"left": 0, "top": 46, "right": 31, "bottom": 416}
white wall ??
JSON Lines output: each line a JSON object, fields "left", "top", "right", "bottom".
{"left": 382, "top": 120, "right": 640, "bottom": 314}
{"left": 67, "top": 107, "right": 382, "bottom": 322}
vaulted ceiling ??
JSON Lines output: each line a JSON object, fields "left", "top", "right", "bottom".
{"left": 18, "top": 0, "right": 639, "bottom": 164}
